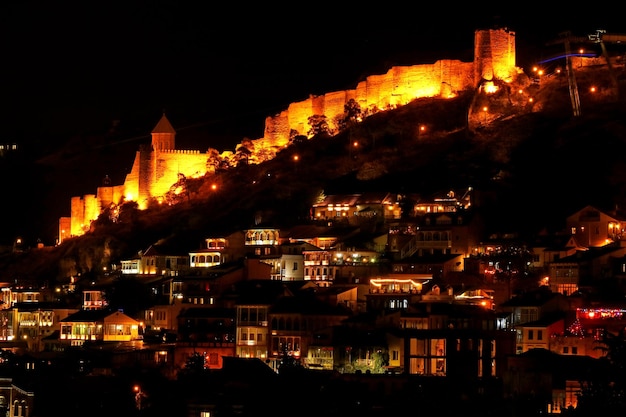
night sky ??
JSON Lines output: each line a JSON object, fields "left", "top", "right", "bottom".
{"left": 0, "top": 4, "right": 624, "bottom": 245}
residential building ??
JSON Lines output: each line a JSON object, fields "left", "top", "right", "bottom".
{"left": 566, "top": 205, "right": 626, "bottom": 248}
{"left": 174, "top": 306, "right": 236, "bottom": 371}
{"left": 310, "top": 192, "right": 403, "bottom": 225}
{"left": 515, "top": 313, "right": 566, "bottom": 353}
{"left": 59, "top": 309, "right": 141, "bottom": 346}
{"left": 188, "top": 231, "right": 246, "bottom": 269}
{"left": 267, "top": 289, "right": 352, "bottom": 371}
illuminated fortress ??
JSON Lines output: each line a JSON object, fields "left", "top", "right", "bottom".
{"left": 59, "top": 28, "right": 520, "bottom": 242}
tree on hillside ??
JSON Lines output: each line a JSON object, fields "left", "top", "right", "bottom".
{"left": 234, "top": 139, "right": 254, "bottom": 166}
{"left": 289, "top": 129, "right": 307, "bottom": 145}
{"left": 307, "top": 115, "right": 331, "bottom": 138}
{"left": 574, "top": 329, "right": 626, "bottom": 415}
{"left": 335, "top": 99, "right": 362, "bottom": 132}
{"left": 206, "top": 148, "right": 222, "bottom": 173}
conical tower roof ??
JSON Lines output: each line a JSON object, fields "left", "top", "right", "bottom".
{"left": 151, "top": 113, "right": 176, "bottom": 134}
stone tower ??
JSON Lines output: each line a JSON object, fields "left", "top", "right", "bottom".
{"left": 151, "top": 113, "right": 176, "bottom": 151}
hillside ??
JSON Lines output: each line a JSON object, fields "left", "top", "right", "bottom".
{"left": 2, "top": 63, "right": 626, "bottom": 283}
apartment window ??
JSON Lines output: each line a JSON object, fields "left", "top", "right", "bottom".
{"left": 293, "top": 262, "right": 298, "bottom": 271}
{"left": 528, "top": 330, "right": 534, "bottom": 340}
{"left": 563, "top": 346, "right": 569, "bottom": 354}
{"left": 537, "top": 330, "right": 543, "bottom": 341}
{"left": 392, "top": 350, "right": 399, "bottom": 361}
{"left": 572, "top": 346, "right": 578, "bottom": 355}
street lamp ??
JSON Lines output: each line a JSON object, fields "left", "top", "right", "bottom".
{"left": 482, "top": 106, "right": 488, "bottom": 123}
{"left": 133, "top": 385, "right": 147, "bottom": 410}
{"left": 579, "top": 49, "right": 584, "bottom": 68}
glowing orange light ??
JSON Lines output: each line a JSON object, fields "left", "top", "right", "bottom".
{"left": 211, "top": 184, "right": 217, "bottom": 191}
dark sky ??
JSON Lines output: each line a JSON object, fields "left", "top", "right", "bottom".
{"left": 0, "top": 4, "right": 624, "bottom": 246}
{"left": 2, "top": 5, "right": 622, "bottom": 150}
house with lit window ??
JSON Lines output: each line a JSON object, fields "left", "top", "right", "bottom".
{"left": 301, "top": 242, "right": 388, "bottom": 288}
{"left": 267, "top": 288, "right": 352, "bottom": 371}
{"left": 244, "top": 227, "right": 281, "bottom": 256}
{"left": 280, "top": 224, "right": 352, "bottom": 249}
{"left": 498, "top": 287, "right": 572, "bottom": 355}
{"left": 574, "top": 304, "right": 626, "bottom": 341}
{"left": 260, "top": 240, "right": 319, "bottom": 281}
{"left": 365, "top": 274, "right": 432, "bottom": 312}
{"left": 188, "top": 231, "right": 246, "bottom": 269}
{"left": 514, "top": 312, "right": 566, "bottom": 354}
{"left": 174, "top": 307, "right": 236, "bottom": 371}
{"left": 566, "top": 205, "right": 626, "bottom": 248}
{"left": 142, "top": 257, "right": 274, "bottom": 340}
{"left": 0, "top": 377, "right": 34, "bottom": 417}
{"left": 545, "top": 257, "right": 581, "bottom": 296}
{"left": 15, "top": 303, "right": 78, "bottom": 352}
{"left": 548, "top": 314, "right": 606, "bottom": 359}
{"left": 503, "top": 348, "right": 599, "bottom": 414}
{"left": 310, "top": 192, "right": 403, "bottom": 225}
{"left": 498, "top": 287, "right": 571, "bottom": 329}
{"left": 547, "top": 244, "right": 626, "bottom": 295}
{"left": 306, "top": 325, "right": 389, "bottom": 373}
{"left": 391, "top": 252, "right": 465, "bottom": 280}
{"left": 530, "top": 233, "right": 582, "bottom": 274}
{"left": 398, "top": 302, "right": 515, "bottom": 380}
{"left": 387, "top": 212, "right": 484, "bottom": 268}
{"left": 302, "top": 248, "right": 339, "bottom": 286}
{"left": 413, "top": 188, "right": 473, "bottom": 215}
{"left": 134, "top": 244, "right": 190, "bottom": 277}
{"left": 59, "top": 309, "right": 141, "bottom": 346}
{"left": 226, "top": 280, "right": 298, "bottom": 368}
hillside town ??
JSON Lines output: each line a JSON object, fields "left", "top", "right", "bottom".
{"left": 3, "top": 29, "right": 626, "bottom": 417}
{"left": 4, "top": 160, "right": 626, "bottom": 415}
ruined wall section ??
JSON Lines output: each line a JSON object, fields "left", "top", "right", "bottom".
{"left": 70, "top": 194, "right": 98, "bottom": 236}
{"left": 262, "top": 59, "right": 476, "bottom": 147}
{"left": 96, "top": 184, "right": 126, "bottom": 212}
{"left": 258, "top": 28, "right": 519, "bottom": 149}
{"left": 474, "top": 28, "right": 517, "bottom": 84}
{"left": 149, "top": 149, "right": 207, "bottom": 200}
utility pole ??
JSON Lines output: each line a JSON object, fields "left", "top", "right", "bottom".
{"left": 562, "top": 32, "right": 582, "bottom": 117}
{"left": 547, "top": 31, "right": 582, "bottom": 117}
{"left": 589, "top": 29, "right": 619, "bottom": 99}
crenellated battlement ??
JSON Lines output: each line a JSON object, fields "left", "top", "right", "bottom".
{"left": 157, "top": 149, "right": 203, "bottom": 155}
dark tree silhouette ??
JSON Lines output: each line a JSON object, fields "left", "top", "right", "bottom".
{"left": 575, "top": 329, "right": 626, "bottom": 416}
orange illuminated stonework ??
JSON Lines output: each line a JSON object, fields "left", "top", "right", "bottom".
{"left": 61, "top": 28, "right": 519, "bottom": 240}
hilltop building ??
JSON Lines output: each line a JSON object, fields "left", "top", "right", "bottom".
{"left": 59, "top": 28, "right": 520, "bottom": 242}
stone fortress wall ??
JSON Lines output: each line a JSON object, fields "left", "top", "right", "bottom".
{"left": 59, "top": 28, "right": 519, "bottom": 242}
{"left": 256, "top": 28, "right": 518, "bottom": 150}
